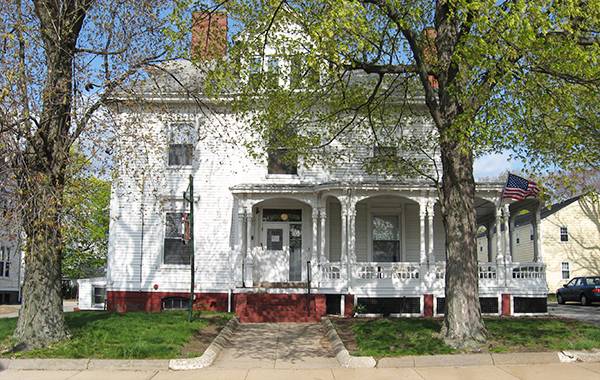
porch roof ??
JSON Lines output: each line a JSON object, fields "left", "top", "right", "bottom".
{"left": 230, "top": 180, "right": 504, "bottom": 194}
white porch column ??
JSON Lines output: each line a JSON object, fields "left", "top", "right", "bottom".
{"left": 311, "top": 208, "right": 319, "bottom": 283}
{"left": 486, "top": 222, "right": 493, "bottom": 262}
{"left": 426, "top": 203, "right": 435, "bottom": 264}
{"left": 533, "top": 204, "right": 544, "bottom": 263}
{"left": 495, "top": 207, "right": 503, "bottom": 264}
{"left": 348, "top": 206, "right": 357, "bottom": 265}
{"left": 234, "top": 207, "right": 245, "bottom": 287}
{"left": 244, "top": 209, "right": 254, "bottom": 287}
{"left": 340, "top": 208, "right": 348, "bottom": 283}
{"left": 509, "top": 212, "right": 516, "bottom": 262}
{"left": 419, "top": 203, "right": 427, "bottom": 265}
{"left": 502, "top": 204, "right": 511, "bottom": 263}
{"left": 319, "top": 208, "right": 327, "bottom": 263}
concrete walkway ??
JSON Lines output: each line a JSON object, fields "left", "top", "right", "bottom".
{"left": 1, "top": 363, "right": 599, "bottom": 380}
{"left": 211, "top": 322, "right": 339, "bottom": 369}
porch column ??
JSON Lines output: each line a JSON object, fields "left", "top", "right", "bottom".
{"left": 427, "top": 203, "right": 435, "bottom": 264}
{"left": 486, "top": 222, "right": 493, "bottom": 262}
{"left": 234, "top": 207, "right": 245, "bottom": 287}
{"left": 509, "top": 212, "right": 516, "bottom": 262}
{"left": 419, "top": 204, "right": 427, "bottom": 265}
{"left": 311, "top": 208, "right": 319, "bottom": 284}
{"left": 533, "top": 204, "right": 544, "bottom": 263}
{"left": 348, "top": 206, "right": 357, "bottom": 265}
{"left": 244, "top": 209, "right": 253, "bottom": 287}
{"left": 495, "top": 207, "right": 503, "bottom": 264}
{"left": 502, "top": 204, "right": 511, "bottom": 262}
{"left": 319, "top": 208, "right": 327, "bottom": 263}
{"left": 340, "top": 209, "right": 348, "bottom": 283}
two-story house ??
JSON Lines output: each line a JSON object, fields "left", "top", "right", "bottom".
{"left": 103, "top": 13, "right": 549, "bottom": 321}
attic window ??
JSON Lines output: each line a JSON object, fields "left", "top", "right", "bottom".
{"left": 267, "top": 149, "right": 298, "bottom": 175}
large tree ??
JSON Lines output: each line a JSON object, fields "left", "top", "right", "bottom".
{"left": 0, "top": 0, "right": 191, "bottom": 349}
{"left": 201, "top": 0, "right": 599, "bottom": 347}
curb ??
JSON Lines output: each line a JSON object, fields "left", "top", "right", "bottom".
{"left": 321, "top": 317, "right": 376, "bottom": 368}
{"left": 168, "top": 317, "right": 239, "bottom": 370}
{"left": 0, "top": 358, "right": 169, "bottom": 371}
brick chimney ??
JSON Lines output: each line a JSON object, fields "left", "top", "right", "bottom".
{"left": 422, "top": 27, "right": 438, "bottom": 89}
{"left": 191, "top": 11, "right": 227, "bottom": 61}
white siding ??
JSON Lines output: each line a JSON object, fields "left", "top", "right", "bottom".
{"left": 355, "top": 203, "right": 368, "bottom": 262}
{"left": 404, "top": 204, "right": 420, "bottom": 262}
{"left": 327, "top": 200, "right": 342, "bottom": 261}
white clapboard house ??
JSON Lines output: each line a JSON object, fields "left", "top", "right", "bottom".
{"left": 101, "top": 13, "right": 548, "bottom": 321}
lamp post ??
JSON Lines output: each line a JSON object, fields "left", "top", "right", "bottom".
{"left": 183, "top": 174, "right": 195, "bottom": 322}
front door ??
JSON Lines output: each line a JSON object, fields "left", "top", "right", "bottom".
{"left": 262, "top": 222, "right": 302, "bottom": 282}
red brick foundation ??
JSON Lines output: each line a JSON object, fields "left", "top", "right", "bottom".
{"left": 234, "top": 293, "right": 328, "bottom": 323}
{"left": 344, "top": 294, "right": 354, "bottom": 317}
{"left": 501, "top": 294, "right": 511, "bottom": 316}
{"left": 423, "top": 294, "right": 434, "bottom": 317}
{"left": 106, "top": 291, "right": 228, "bottom": 313}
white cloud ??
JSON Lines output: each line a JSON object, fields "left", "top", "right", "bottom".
{"left": 474, "top": 152, "right": 522, "bottom": 180}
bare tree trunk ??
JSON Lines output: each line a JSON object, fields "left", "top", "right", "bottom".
{"left": 439, "top": 135, "right": 486, "bottom": 349}
{"left": 14, "top": 176, "right": 68, "bottom": 349}
{"left": 11, "top": 0, "right": 90, "bottom": 349}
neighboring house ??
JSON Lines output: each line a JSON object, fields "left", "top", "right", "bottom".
{"left": 77, "top": 277, "right": 107, "bottom": 310}
{"left": 0, "top": 190, "right": 23, "bottom": 305}
{"left": 506, "top": 193, "right": 600, "bottom": 293}
{"left": 103, "top": 13, "right": 549, "bottom": 321}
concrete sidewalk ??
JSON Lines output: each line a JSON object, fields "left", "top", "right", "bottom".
{"left": 211, "top": 322, "right": 339, "bottom": 368}
{"left": 0, "top": 363, "right": 599, "bottom": 379}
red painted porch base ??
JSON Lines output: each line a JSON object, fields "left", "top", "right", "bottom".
{"left": 501, "top": 294, "right": 511, "bottom": 316}
{"left": 234, "top": 293, "right": 327, "bottom": 323}
{"left": 106, "top": 291, "right": 228, "bottom": 313}
{"left": 344, "top": 294, "right": 354, "bottom": 317}
{"left": 423, "top": 294, "right": 434, "bottom": 317}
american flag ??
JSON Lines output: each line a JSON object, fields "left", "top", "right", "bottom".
{"left": 502, "top": 173, "right": 540, "bottom": 201}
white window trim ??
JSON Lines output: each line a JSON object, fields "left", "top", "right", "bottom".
{"left": 368, "top": 206, "right": 403, "bottom": 262}
{"left": 561, "top": 262, "right": 570, "bottom": 280}
{"left": 560, "top": 226, "right": 568, "bottom": 242}
{"left": 161, "top": 206, "right": 192, "bottom": 268}
{"left": 166, "top": 120, "right": 197, "bottom": 169}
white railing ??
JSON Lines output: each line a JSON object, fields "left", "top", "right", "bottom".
{"left": 434, "top": 262, "right": 446, "bottom": 280}
{"left": 510, "top": 263, "right": 546, "bottom": 280}
{"left": 319, "top": 261, "right": 344, "bottom": 288}
{"left": 353, "top": 262, "right": 421, "bottom": 281}
{"left": 478, "top": 263, "right": 497, "bottom": 280}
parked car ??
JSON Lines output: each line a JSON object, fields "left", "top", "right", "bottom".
{"left": 557, "top": 276, "right": 600, "bottom": 305}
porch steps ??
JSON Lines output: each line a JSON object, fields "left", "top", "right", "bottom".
{"left": 234, "top": 293, "right": 326, "bottom": 323}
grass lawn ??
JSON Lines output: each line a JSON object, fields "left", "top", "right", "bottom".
{"left": 0, "top": 311, "right": 231, "bottom": 359}
{"left": 334, "top": 317, "right": 600, "bottom": 357}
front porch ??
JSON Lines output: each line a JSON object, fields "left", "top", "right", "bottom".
{"left": 230, "top": 182, "right": 548, "bottom": 320}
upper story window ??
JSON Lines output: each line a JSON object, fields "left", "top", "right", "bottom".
{"left": 267, "top": 148, "right": 298, "bottom": 175}
{"left": 0, "top": 246, "right": 10, "bottom": 278}
{"left": 561, "top": 262, "right": 570, "bottom": 279}
{"left": 168, "top": 123, "right": 195, "bottom": 167}
{"left": 164, "top": 212, "right": 192, "bottom": 265}
{"left": 560, "top": 226, "right": 568, "bottom": 242}
{"left": 373, "top": 145, "right": 397, "bottom": 159}
{"left": 372, "top": 215, "right": 400, "bottom": 262}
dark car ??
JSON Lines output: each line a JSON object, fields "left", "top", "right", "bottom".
{"left": 557, "top": 276, "right": 600, "bottom": 305}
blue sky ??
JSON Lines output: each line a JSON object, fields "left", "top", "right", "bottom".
{"left": 474, "top": 151, "right": 525, "bottom": 180}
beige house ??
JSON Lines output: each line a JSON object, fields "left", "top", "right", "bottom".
{"left": 487, "top": 194, "right": 600, "bottom": 293}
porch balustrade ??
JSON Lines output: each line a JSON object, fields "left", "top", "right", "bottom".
{"left": 312, "top": 260, "right": 546, "bottom": 292}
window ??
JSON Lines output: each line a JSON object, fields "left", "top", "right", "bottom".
{"left": 265, "top": 57, "right": 281, "bottom": 88}
{"left": 262, "top": 209, "right": 302, "bottom": 222}
{"left": 516, "top": 234, "right": 520, "bottom": 244}
{"left": 168, "top": 144, "right": 193, "bottom": 166}
{"left": 372, "top": 215, "right": 400, "bottom": 262}
{"left": 373, "top": 146, "right": 397, "bottom": 159}
{"left": 164, "top": 212, "right": 192, "bottom": 265}
{"left": 561, "top": 262, "right": 570, "bottom": 280}
{"left": 0, "top": 247, "right": 9, "bottom": 278}
{"left": 530, "top": 226, "right": 534, "bottom": 241}
{"left": 560, "top": 227, "right": 568, "bottom": 242}
{"left": 93, "top": 286, "right": 106, "bottom": 304}
{"left": 267, "top": 148, "right": 298, "bottom": 175}
{"left": 167, "top": 123, "right": 195, "bottom": 166}
{"left": 162, "top": 297, "right": 190, "bottom": 310}
{"left": 585, "top": 277, "right": 600, "bottom": 286}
